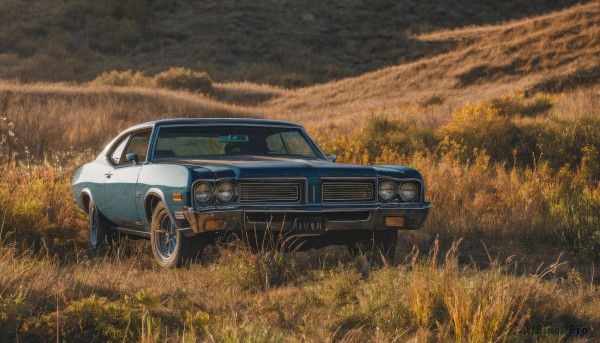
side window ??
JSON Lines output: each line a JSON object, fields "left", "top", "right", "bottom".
{"left": 110, "top": 135, "right": 130, "bottom": 165}
{"left": 123, "top": 130, "right": 151, "bottom": 163}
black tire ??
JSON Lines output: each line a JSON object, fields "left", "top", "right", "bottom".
{"left": 88, "top": 200, "right": 113, "bottom": 254}
{"left": 150, "top": 202, "right": 202, "bottom": 268}
{"left": 348, "top": 229, "right": 398, "bottom": 264}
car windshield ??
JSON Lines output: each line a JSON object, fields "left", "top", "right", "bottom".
{"left": 153, "top": 125, "right": 323, "bottom": 160}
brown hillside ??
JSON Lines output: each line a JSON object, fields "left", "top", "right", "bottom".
{"left": 0, "top": 0, "right": 586, "bottom": 87}
{"left": 266, "top": 2, "right": 600, "bottom": 128}
{"left": 0, "top": 2, "right": 598, "bottom": 149}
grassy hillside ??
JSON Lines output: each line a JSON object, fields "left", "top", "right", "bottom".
{"left": 1, "top": 2, "right": 598, "bottom": 154}
{"left": 0, "top": 0, "right": 587, "bottom": 86}
{"left": 266, "top": 2, "right": 600, "bottom": 130}
{"left": 0, "top": 2, "right": 599, "bottom": 342}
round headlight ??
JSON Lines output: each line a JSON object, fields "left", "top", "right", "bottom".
{"left": 216, "top": 181, "right": 236, "bottom": 202}
{"left": 399, "top": 182, "right": 418, "bottom": 201}
{"left": 378, "top": 180, "right": 396, "bottom": 201}
{"left": 194, "top": 182, "right": 213, "bottom": 203}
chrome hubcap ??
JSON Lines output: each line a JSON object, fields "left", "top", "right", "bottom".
{"left": 155, "top": 215, "right": 177, "bottom": 260}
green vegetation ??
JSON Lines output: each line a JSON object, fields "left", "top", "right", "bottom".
{"left": 153, "top": 68, "right": 212, "bottom": 93}
{"left": 91, "top": 70, "right": 152, "bottom": 88}
{"left": 92, "top": 67, "right": 213, "bottom": 93}
{"left": 346, "top": 93, "right": 600, "bottom": 180}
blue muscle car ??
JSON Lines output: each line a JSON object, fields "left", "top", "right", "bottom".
{"left": 72, "top": 118, "right": 431, "bottom": 268}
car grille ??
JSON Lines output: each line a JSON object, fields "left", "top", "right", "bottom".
{"left": 239, "top": 181, "right": 302, "bottom": 203}
{"left": 322, "top": 180, "right": 375, "bottom": 202}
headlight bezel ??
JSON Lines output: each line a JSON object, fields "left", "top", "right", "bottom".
{"left": 398, "top": 182, "right": 419, "bottom": 202}
{"left": 216, "top": 181, "right": 237, "bottom": 203}
{"left": 193, "top": 182, "right": 213, "bottom": 204}
{"left": 378, "top": 180, "right": 397, "bottom": 202}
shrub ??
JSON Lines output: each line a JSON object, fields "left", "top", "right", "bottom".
{"left": 516, "top": 116, "right": 600, "bottom": 178}
{"left": 153, "top": 67, "right": 212, "bottom": 93}
{"left": 52, "top": 296, "right": 136, "bottom": 342}
{"left": 436, "top": 102, "right": 519, "bottom": 162}
{"left": 0, "top": 165, "right": 85, "bottom": 253}
{"left": 91, "top": 68, "right": 213, "bottom": 93}
{"left": 491, "top": 92, "right": 553, "bottom": 117}
{"left": 363, "top": 115, "right": 436, "bottom": 160}
{"left": 91, "top": 69, "right": 152, "bottom": 87}
{"left": 544, "top": 160, "right": 600, "bottom": 256}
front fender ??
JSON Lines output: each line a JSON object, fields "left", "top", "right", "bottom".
{"left": 137, "top": 164, "right": 195, "bottom": 230}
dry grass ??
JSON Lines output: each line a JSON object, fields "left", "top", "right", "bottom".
{"left": 0, "top": 82, "right": 264, "bottom": 157}
{"left": 1, "top": 237, "right": 598, "bottom": 342}
{"left": 0, "top": 3, "right": 598, "bottom": 139}
{"left": 265, "top": 2, "right": 600, "bottom": 131}
{"left": 0, "top": 2, "right": 599, "bottom": 341}
{"left": 0, "top": 0, "right": 583, "bottom": 86}
{"left": 0, "top": 109, "right": 598, "bottom": 340}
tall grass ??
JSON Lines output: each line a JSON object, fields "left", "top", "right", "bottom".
{"left": 316, "top": 122, "right": 600, "bottom": 256}
{"left": 1, "top": 236, "right": 598, "bottom": 342}
{"left": 0, "top": 80, "right": 598, "bottom": 340}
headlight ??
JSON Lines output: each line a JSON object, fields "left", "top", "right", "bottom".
{"left": 378, "top": 180, "right": 396, "bottom": 201}
{"left": 399, "top": 182, "right": 418, "bottom": 201}
{"left": 194, "top": 182, "right": 213, "bottom": 203}
{"left": 216, "top": 181, "right": 236, "bottom": 202}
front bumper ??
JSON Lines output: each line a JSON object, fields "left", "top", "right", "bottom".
{"left": 180, "top": 203, "right": 431, "bottom": 236}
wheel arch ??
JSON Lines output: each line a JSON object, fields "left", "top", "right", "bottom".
{"left": 143, "top": 188, "right": 178, "bottom": 228}
{"left": 79, "top": 189, "right": 94, "bottom": 215}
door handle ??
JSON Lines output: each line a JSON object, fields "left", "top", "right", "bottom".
{"left": 105, "top": 171, "right": 113, "bottom": 179}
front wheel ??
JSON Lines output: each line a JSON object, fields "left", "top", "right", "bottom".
{"left": 348, "top": 229, "right": 398, "bottom": 264}
{"left": 150, "top": 202, "right": 202, "bottom": 268}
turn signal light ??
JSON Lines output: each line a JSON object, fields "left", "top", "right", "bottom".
{"left": 385, "top": 216, "right": 404, "bottom": 227}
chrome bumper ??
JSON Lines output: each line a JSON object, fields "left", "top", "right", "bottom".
{"left": 180, "top": 203, "right": 431, "bottom": 236}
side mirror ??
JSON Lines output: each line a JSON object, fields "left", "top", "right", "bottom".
{"left": 327, "top": 153, "right": 337, "bottom": 163}
{"left": 126, "top": 153, "right": 139, "bottom": 164}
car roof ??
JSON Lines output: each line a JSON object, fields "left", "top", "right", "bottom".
{"left": 132, "top": 118, "right": 302, "bottom": 130}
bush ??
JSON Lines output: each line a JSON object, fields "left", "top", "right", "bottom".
{"left": 91, "top": 69, "right": 152, "bottom": 87}
{"left": 363, "top": 115, "right": 436, "bottom": 159}
{"left": 491, "top": 92, "right": 553, "bottom": 117}
{"left": 544, "top": 158, "right": 600, "bottom": 256}
{"left": 51, "top": 296, "right": 136, "bottom": 342}
{"left": 153, "top": 67, "right": 213, "bottom": 93}
{"left": 516, "top": 116, "right": 600, "bottom": 178}
{"left": 436, "top": 102, "right": 519, "bottom": 162}
{"left": 91, "top": 67, "right": 213, "bottom": 93}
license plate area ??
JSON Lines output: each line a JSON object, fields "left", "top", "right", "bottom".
{"left": 291, "top": 217, "right": 327, "bottom": 231}
{"left": 245, "top": 212, "right": 328, "bottom": 231}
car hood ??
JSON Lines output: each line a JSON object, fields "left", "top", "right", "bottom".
{"left": 172, "top": 156, "right": 419, "bottom": 179}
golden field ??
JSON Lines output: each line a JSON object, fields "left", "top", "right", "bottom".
{"left": 0, "top": 2, "right": 600, "bottom": 342}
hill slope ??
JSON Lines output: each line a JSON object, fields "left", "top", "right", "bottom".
{"left": 0, "top": 2, "right": 598, "bottom": 145}
{"left": 0, "top": 0, "right": 586, "bottom": 87}
{"left": 266, "top": 2, "right": 600, "bottom": 127}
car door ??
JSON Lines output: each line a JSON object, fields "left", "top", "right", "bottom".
{"left": 103, "top": 129, "right": 152, "bottom": 228}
